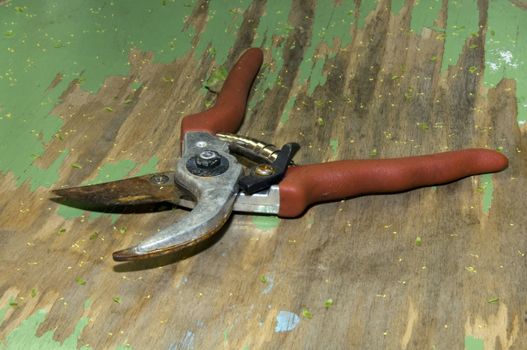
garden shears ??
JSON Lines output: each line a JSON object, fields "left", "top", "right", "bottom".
{"left": 52, "top": 48, "right": 509, "bottom": 261}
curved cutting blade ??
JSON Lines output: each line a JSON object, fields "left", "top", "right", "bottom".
{"left": 113, "top": 132, "right": 243, "bottom": 261}
{"left": 112, "top": 182, "right": 238, "bottom": 260}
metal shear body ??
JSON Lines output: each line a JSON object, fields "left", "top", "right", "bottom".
{"left": 52, "top": 48, "right": 509, "bottom": 261}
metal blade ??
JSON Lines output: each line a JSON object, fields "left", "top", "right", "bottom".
{"left": 51, "top": 169, "right": 281, "bottom": 215}
{"left": 113, "top": 132, "right": 242, "bottom": 261}
{"left": 51, "top": 172, "right": 192, "bottom": 208}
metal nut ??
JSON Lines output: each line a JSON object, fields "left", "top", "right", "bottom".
{"left": 196, "top": 150, "right": 221, "bottom": 168}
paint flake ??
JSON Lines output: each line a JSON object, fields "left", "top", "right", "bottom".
{"left": 275, "top": 311, "right": 300, "bottom": 333}
{"left": 252, "top": 216, "right": 280, "bottom": 230}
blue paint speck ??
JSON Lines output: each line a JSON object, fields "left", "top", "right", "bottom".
{"left": 182, "top": 331, "right": 195, "bottom": 348}
{"left": 275, "top": 311, "right": 300, "bottom": 333}
{"left": 169, "top": 330, "right": 195, "bottom": 350}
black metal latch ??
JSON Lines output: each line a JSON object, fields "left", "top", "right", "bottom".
{"left": 238, "top": 142, "right": 300, "bottom": 195}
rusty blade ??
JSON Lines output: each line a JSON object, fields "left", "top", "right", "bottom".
{"left": 51, "top": 172, "right": 192, "bottom": 208}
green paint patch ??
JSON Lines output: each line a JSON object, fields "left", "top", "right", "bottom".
{"left": 478, "top": 174, "right": 494, "bottom": 215}
{"left": 279, "top": 95, "right": 296, "bottom": 124}
{"left": 252, "top": 216, "right": 280, "bottom": 230}
{"left": 134, "top": 156, "right": 159, "bottom": 175}
{"left": 0, "top": 114, "right": 64, "bottom": 190}
{"left": 329, "top": 139, "right": 339, "bottom": 158}
{"left": 465, "top": 335, "right": 484, "bottom": 350}
{"left": 410, "top": 0, "right": 442, "bottom": 33}
{"left": 251, "top": 0, "right": 293, "bottom": 101}
{"left": 194, "top": 0, "right": 252, "bottom": 65}
{"left": 0, "top": 0, "right": 197, "bottom": 190}
{"left": 0, "top": 309, "right": 90, "bottom": 350}
{"left": 297, "top": 1, "right": 355, "bottom": 96}
{"left": 390, "top": 0, "right": 406, "bottom": 14}
{"left": 357, "top": 1, "right": 378, "bottom": 29}
{"left": 441, "top": 1, "right": 479, "bottom": 72}
{"left": 0, "top": 305, "right": 8, "bottom": 325}
{"left": 253, "top": 0, "right": 294, "bottom": 51}
{"left": 25, "top": 150, "right": 69, "bottom": 191}
{"left": 56, "top": 204, "right": 86, "bottom": 221}
{"left": 83, "top": 299, "right": 92, "bottom": 310}
{"left": 485, "top": 1, "right": 527, "bottom": 123}
{"left": 131, "top": 81, "right": 141, "bottom": 90}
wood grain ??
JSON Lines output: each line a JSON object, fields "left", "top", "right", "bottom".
{"left": 0, "top": 0, "right": 525, "bottom": 349}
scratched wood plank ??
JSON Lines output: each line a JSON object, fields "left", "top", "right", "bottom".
{"left": 0, "top": 0, "right": 526, "bottom": 349}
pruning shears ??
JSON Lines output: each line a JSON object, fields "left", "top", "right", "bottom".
{"left": 52, "top": 48, "right": 508, "bottom": 261}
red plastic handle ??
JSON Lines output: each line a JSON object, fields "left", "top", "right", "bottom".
{"left": 180, "top": 48, "right": 264, "bottom": 138}
{"left": 278, "top": 149, "right": 508, "bottom": 217}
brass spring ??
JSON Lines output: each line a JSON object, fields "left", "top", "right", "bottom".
{"left": 216, "top": 133, "right": 282, "bottom": 164}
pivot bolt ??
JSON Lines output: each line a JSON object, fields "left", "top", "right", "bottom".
{"left": 186, "top": 150, "right": 229, "bottom": 176}
{"left": 196, "top": 150, "right": 221, "bottom": 168}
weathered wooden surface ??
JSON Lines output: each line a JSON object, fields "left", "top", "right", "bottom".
{"left": 0, "top": 0, "right": 526, "bottom": 349}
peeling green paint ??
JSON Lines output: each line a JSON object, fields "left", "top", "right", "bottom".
{"left": 251, "top": 0, "right": 292, "bottom": 105}
{"left": 250, "top": 0, "right": 359, "bottom": 120}
{"left": 441, "top": 0, "right": 479, "bottom": 72}
{"left": 297, "top": 1, "right": 355, "bottom": 96}
{"left": 357, "top": 1, "right": 378, "bottom": 29}
{"left": 0, "top": 305, "right": 7, "bottom": 325}
{"left": 131, "top": 81, "right": 142, "bottom": 91}
{"left": 479, "top": 173, "right": 494, "bottom": 215}
{"left": 485, "top": 1, "right": 527, "bottom": 123}
{"left": 329, "top": 138, "right": 339, "bottom": 159}
{"left": 87, "top": 159, "right": 139, "bottom": 185}
{"left": 253, "top": 1, "right": 293, "bottom": 83}
{"left": 279, "top": 95, "right": 295, "bottom": 124}
{"left": 194, "top": 0, "right": 252, "bottom": 65}
{"left": 82, "top": 299, "right": 92, "bottom": 312}
{"left": 135, "top": 156, "right": 159, "bottom": 176}
{"left": 464, "top": 335, "right": 484, "bottom": 350}
{"left": 0, "top": 0, "right": 196, "bottom": 190}
{"left": 410, "top": 0, "right": 442, "bottom": 33}
{"left": 252, "top": 215, "right": 280, "bottom": 230}
{"left": 390, "top": 0, "right": 406, "bottom": 14}
{"left": 0, "top": 309, "right": 90, "bottom": 350}
{"left": 0, "top": 1, "right": 525, "bottom": 349}
{"left": 25, "top": 150, "right": 69, "bottom": 191}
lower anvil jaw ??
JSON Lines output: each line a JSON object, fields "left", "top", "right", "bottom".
{"left": 112, "top": 132, "right": 242, "bottom": 261}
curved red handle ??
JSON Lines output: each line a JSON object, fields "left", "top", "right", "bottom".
{"left": 278, "top": 149, "right": 508, "bottom": 217}
{"left": 180, "top": 48, "right": 264, "bottom": 138}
